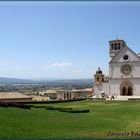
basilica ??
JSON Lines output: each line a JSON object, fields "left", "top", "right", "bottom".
{"left": 94, "top": 39, "right": 140, "bottom": 99}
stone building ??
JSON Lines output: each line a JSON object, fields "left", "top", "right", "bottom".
{"left": 94, "top": 39, "right": 140, "bottom": 99}
{"left": 38, "top": 89, "right": 92, "bottom": 100}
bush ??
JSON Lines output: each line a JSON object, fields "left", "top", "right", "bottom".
{"left": 59, "top": 108, "right": 90, "bottom": 113}
{"left": 7, "top": 102, "right": 31, "bottom": 109}
{"left": 46, "top": 106, "right": 73, "bottom": 111}
{"left": 0, "top": 102, "right": 8, "bottom": 107}
{"left": 67, "top": 109, "right": 90, "bottom": 113}
{"left": 58, "top": 108, "right": 72, "bottom": 112}
{"left": 45, "top": 105, "right": 90, "bottom": 113}
{"left": 0, "top": 102, "right": 31, "bottom": 109}
{"left": 46, "top": 106, "right": 61, "bottom": 110}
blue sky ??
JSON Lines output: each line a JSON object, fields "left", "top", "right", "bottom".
{"left": 0, "top": 2, "right": 140, "bottom": 79}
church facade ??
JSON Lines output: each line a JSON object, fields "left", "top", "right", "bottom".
{"left": 94, "top": 39, "right": 140, "bottom": 98}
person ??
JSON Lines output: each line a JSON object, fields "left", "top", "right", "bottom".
{"left": 101, "top": 93, "right": 105, "bottom": 98}
{"left": 110, "top": 95, "right": 115, "bottom": 100}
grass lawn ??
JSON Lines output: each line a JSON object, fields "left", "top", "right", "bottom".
{"left": 0, "top": 100, "right": 140, "bottom": 138}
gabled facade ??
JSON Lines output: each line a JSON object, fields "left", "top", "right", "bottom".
{"left": 94, "top": 39, "right": 140, "bottom": 98}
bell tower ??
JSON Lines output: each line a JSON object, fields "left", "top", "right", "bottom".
{"left": 109, "top": 39, "right": 127, "bottom": 60}
{"left": 94, "top": 67, "right": 104, "bottom": 84}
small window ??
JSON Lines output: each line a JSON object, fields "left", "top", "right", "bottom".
{"left": 123, "top": 55, "right": 129, "bottom": 60}
{"left": 115, "top": 43, "right": 117, "bottom": 50}
{"left": 118, "top": 43, "right": 120, "bottom": 49}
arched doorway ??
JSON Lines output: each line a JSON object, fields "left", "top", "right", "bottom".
{"left": 120, "top": 80, "right": 133, "bottom": 96}
{"left": 128, "top": 87, "right": 133, "bottom": 96}
{"left": 122, "top": 87, "right": 127, "bottom": 96}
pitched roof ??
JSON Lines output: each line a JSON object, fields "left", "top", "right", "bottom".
{"left": 109, "top": 45, "right": 140, "bottom": 63}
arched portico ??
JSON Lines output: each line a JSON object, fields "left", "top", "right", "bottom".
{"left": 120, "top": 80, "right": 133, "bottom": 96}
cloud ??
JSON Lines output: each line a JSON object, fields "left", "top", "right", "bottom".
{"left": 15, "top": 64, "right": 29, "bottom": 71}
{"left": 42, "top": 62, "right": 72, "bottom": 70}
{"left": 72, "top": 70, "right": 82, "bottom": 74}
{"left": 51, "top": 62, "right": 72, "bottom": 68}
{"left": 0, "top": 60, "right": 9, "bottom": 67}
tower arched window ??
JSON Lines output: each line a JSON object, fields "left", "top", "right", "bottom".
{"left": 115, "top": 43, "right": 117, "bottom": 50}
{"left": 118, "top": 43, "right": 120, "bottom": 49}
{"left": 96, "top": 77, "right": 99, "bottom": 82}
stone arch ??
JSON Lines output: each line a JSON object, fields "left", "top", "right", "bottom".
{"left": 122, "top": 87, "right": 127, "bottom": 95}
{"left": 118, "top": 43, "right": 120, "bottom": 49}
{"left": 128, "top": 87, "right": 133, "bottom": 96}
{"left": 115, "top": 43, "right": 117, "bottom": 50}
{"left": 96, "top": 77, "right": 99, "bottom": 82}
{"left": 120, "top": 80, "right": 133, "bottom": 96}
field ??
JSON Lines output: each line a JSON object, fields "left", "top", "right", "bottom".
{"left": 0, "top": 100, "right": 140, "bottom": 138}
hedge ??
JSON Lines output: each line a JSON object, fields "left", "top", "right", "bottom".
{"left": 46, "top": 106, "right": 61, "bottom": 110}
{"left": 0, "top": 102, "right": 31, "bottom": 109}
{"left": 15, "top": 98, "right": 86, "bottom": 104}
{"left": 0, "top": 102, "right": 8, "bottom": 107}
{"left": 58, "top": 108, "right": 72, "bottom": 112}
{"left": 45, "top": 106, "right": 90, "bottom": 113}
{"left": 66, "top": 109, "right": 90, "bottom": 113}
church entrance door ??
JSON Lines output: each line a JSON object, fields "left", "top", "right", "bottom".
{"left": 120, "top": 80, "right": 133, "bottom": 96}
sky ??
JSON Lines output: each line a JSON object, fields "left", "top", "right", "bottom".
{"left": 0, "top": 1, "right": 140, "bottom": 80}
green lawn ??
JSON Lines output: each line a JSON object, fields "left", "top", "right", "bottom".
{"left": 0, "top": 100, "right": 140, "bottom": 138}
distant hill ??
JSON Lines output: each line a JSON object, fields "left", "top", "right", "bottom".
{"left": 0, "top": 77, "right": 35, "bottom": 85}
{"left": 0, "top": 77, "right": 93, "bottom": 87}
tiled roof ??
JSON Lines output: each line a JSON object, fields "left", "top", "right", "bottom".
{"left": 0, "top": 92, "right": 32, "bottom": 99}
